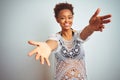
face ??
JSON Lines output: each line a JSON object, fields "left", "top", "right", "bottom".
{"left": 56, "top": 9, "right": 73, "bottom": 30}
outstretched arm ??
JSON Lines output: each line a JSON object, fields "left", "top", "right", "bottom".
{"left": 80, "top": 8, "right": 112, "bottom": 40}
{"left": 28, "top": 40, "right": 58, "bottom": 66}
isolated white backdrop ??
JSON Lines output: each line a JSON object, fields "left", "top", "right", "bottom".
{"left": 0, "top": 0, "right": 120, "bottom": 80}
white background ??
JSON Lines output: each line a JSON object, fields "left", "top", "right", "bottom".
{"left": 0, "top": 0, "right": 120, "bottom": 80}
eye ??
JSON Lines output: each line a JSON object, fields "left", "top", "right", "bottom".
{"left": 60, "top": 17, "right": 65, "bottom": 20}
{"left": 68, "top": 16, "right": 73, "bottom": 19}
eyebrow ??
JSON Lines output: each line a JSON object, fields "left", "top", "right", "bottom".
{"left": 59, "top": 15, "right": 73, "bottom": 18}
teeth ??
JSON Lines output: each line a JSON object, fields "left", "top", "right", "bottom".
{"left": 65, "top": 23, "right": 69, "bottom": 26}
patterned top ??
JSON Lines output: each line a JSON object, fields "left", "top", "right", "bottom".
{"left": 48, "top": 30, "right": 87, "bottom": 80}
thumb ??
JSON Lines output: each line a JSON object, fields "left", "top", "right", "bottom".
{"left": 92, "top": 8, "right": 101, "bottom": 18}
{"left": 28, "top": 40, "right": 40, "bottom": 46}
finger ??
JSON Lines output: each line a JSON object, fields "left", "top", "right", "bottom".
{"left": 99, "top": 28, "right": 103, "bottom": 32}
{"left": 102, "top": 19, "right": 111, "bottom": 24}
{"left": 39, "top": 56, "right": 41, "bottom": 62}
{"left": 99, "top": 24, "right": 105, "bottom": 28}
{"left": 45, "top": 58, "right": 50, "bottom": 66}
{"left": 98, "top": 27, "right": 103, "bottom": 32}
{"left": 35, "top": 53, "right": 40, "bottom": 60}
{"left": 40, "top": 56, "right": 44, "bottom": 64}
{"left": 28, "top": 40, "right": 40, "bottom": 46}
{"left": 92, "top": 8, "right": 101, "bottom": 18}
{"left": 28, "top": 49, "right": 37, "bottom": 56}
{"left": 99, "top": 25, "right": 105, "bottom": 32}
{"left": 101, "top": 14, "right": 112, "bottom": 20}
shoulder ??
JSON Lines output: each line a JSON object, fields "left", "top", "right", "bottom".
{"left": 73, "top": 29, "right": 82, "bottom": 35}
{"left": 48, "top": 32, "right": 61, "bottom": 41}
{"left": 73, "top": 29, "right": 88, "bottom": 43}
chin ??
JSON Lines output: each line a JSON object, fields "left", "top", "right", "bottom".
{"left": 63, "top": 27, "right": 71, "bottom": 30}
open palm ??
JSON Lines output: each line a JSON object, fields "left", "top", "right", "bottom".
{"left": 28, "top": 41, "right": 51, "bottom": 66}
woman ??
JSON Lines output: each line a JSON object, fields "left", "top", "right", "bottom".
{"left": 28, "top": 2, "right": 111, "bottom": 80}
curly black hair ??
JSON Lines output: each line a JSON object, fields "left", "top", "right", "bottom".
{"left": 54, "top": 2, "right": 74, "bottom": 18}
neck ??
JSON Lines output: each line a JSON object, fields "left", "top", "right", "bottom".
{"left": 61, "top": 29, "right": 73, "bottom": 40}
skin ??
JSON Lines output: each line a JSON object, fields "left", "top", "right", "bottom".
{"left": 56, "top": 9, "right": 74, "bottom": 40}
{"left": 28, "top": 8, "right": 111, "bottom": 66}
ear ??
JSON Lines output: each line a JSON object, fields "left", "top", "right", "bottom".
{"left": 55, "top": 17, "right": 59, "bottom": 23}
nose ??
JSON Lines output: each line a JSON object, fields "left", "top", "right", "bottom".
{"left": 65, "top": 18, "right": 69, "bottom": 22}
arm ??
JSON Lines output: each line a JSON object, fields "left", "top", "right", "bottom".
{"left": 28, "top": 40, "right": 58, "bottom": 66}
{"left": 80, "top": 8, "right": 112, "bottom": 40}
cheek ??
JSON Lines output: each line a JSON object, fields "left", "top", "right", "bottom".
{"left": 61, "top": 20, "right": 65, "bottom": 24}
{"left": 58, "top": 20, "right": 65, "bottom": 24}
{"left": 69, "top": 20, "right": 73, "bottom": 24}
{"left": 56, "top": 18, "right": 63, "bottom": 23}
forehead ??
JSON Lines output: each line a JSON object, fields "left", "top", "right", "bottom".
{"left": 58, "top": 9, "right": 73, "bottom": 16}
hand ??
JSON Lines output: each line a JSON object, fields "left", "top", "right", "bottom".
{"left": 28, "top": 40, "right": 51, "bottom": 66}
{"left": 89, "top": 8, "right": 112, "bottom": 32}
